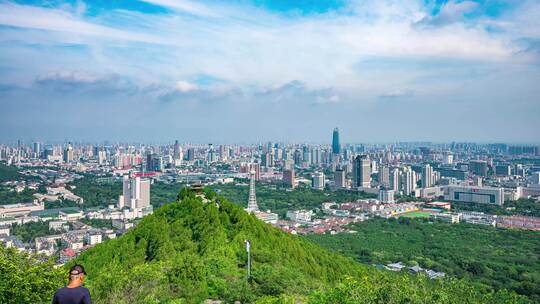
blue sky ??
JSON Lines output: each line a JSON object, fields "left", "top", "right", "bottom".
{"left": 0, "top": 0, "right": 539, "bottom": 143}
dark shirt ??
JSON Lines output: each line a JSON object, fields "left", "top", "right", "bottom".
{"left": 52, "top": 286, "right": 91, "bottom": 304}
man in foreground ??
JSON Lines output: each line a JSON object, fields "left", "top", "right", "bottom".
{"left": 52, "top": 264, "right": 92, "bottom": 304}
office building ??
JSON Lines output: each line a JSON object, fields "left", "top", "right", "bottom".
{"left": 470, "top": 160, "right": 488, "bottom": 177}
{"left": 334, "top": 168, "right": 346, "bottom": 189}
{"left": 283, "top": 169, "right": 296, "bottom": 188}
{"left": 532, "top": 172, "right": 540, "bottom": 186}
{"left": 173, "top": 140, "right": 182, "bottom": 160}
{"left": 312, "top": 172, "right": 325, "bottom": 190}
{"left": 332, "top": 127, "right": 340, "bottom": 154}
{"left": 63, "top": 144, "right": 74, "bottom": 163}
{"left": 118, "top": 175, "right": 151, "bottom": 209}
{"left": 378, "top": 165, "right": 390, "bottom": 187}
{"left": 379, "top": 189, "right": 395, "bottom": 203}
{"left": 445, "top": 185, "right": 504, "bottom": 206}
{"left": 390, "top": 168, "right": 400, "bottom": 191}
{"left": 186, "top": 148, "right": 195, "bottom": 161}
{"left": 353, "top": 155, "right": 371, "bottom": 188}
{"left": 400, "top": 167, "right": 416, "bottom": 196}
{"left": 495, "top": 165, "right": 511, "bottom": 176}
{"left": 422, "top": 164, "right": 434, "bottom": 188}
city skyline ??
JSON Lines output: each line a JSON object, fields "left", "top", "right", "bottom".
{"left": 1, "top": 0, "right": 540, "bottom": 142}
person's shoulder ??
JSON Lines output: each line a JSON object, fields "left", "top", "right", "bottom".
{"left": 54, "top": 286, "right": 68, "bottom": 294}
{"left": 77, "top": 286, "right": 91, "bottom": 294}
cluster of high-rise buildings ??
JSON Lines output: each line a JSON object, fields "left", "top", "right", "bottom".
{"left": 1, "top": 131, "right": 540, "bottom": 207}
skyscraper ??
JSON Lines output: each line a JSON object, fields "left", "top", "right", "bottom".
{"left": 283, "top": 169, "right": 296, "bottom": 188}
{"left": 119, "top": 175, "right": 150, "bottom": 209}
{"left": 332, "top": 127, "right": 340, "bottom": 154}
{"left": 470, "top": 160, "right": 488, "bottom": 177}
{"left": 353, "top": 155, "right": 371, "bottom": 188}
{"left": 390, "top": 168, "right": 400, "bottom": 191}
{"left": 173, "top": 140, "right": 182, "bottom": 160}
{"left": 422, "top": 164, "right": 434, "bottom": 188}
{"left": 312, "top": 172, "right": 325, "bottom": 190}
{"left": 334, "top": 168, "right": 346, "bottom": 189}
{"left": 378, "top": 165, "right": 390, "bottom": 187}
{"left": 246, "top": 170, "right": 259, "bottom": 213}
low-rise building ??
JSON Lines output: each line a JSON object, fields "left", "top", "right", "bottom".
{"left": 286, "top": 210, "right": 313, "bottom": 223}
{"left": 430, "top": 212, "right": 461, "bottom": 224}
{"left": 0, "top": 201, "right": 44, "bottom": 218}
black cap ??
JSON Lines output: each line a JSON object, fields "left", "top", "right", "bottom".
{"left": 69, "top": 264, "right": 86, "bottom": 276}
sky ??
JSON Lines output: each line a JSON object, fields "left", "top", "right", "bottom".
{"left": 0, "top": 0, "right": 539, "bottom": 144}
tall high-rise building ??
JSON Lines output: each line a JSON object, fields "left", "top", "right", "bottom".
{"left": 173, "top": 140, "right": 182, "bottom": 160}
{"left": 390, "top": 168, "right": 400, "bottom": 191}
{"left": 332, "top": 127, "right": 341, "bottom": 154}
{"left": 283, "top": 169, "right": 296, "bottom": 188}
{"left": 63, "top": 144, "right": 74, "bottom": 163}
{"left": 262, "top": 152, "right": 274, "bottom": 167}
{"left": 378, "top": 165, "right": 390, "bottom": 187}
{"left": 119, "top": 175, "right": 150, "bottom": 209}
{"left": 33, "top": 142, "right": 41, "bottom": 158}
{"left": 207, "top": 144, "right": 216, "bottom": 163}
{"left": 470, "top": 160, "right": 488, "bottom": 177}
{"left": 353, "top": 155, "right": 371, "bottom": 188}
{"left": 312, "top": 172, "right": 325, "bottom": 190}
{"left": 400, "top": 167, "right": 416, "bottom": 196}
{"left": 187, "top": 148, "right": 195, "bottom": 161}
{"left": 531, "top": 172, "right": 540, "bottom": 185}
{"left": 246, "top": 170, "right": 259, "bottom": 213}
{"left": 422, "top": 164, "right": 434, "bottom": 188}
{"left": 334, "top": 168, "right": 346, "bottom": 189}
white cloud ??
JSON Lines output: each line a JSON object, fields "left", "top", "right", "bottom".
{"left": 175, "top": 80, "right": 199, "bottom": 93}
{"left": 380, "top": 89, "right": 414, "bottom": 99}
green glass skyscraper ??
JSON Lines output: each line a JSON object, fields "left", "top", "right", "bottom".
{"left": 332, "top": 127, "right": 340, "bottom": 154}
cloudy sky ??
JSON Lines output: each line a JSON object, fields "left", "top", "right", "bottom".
{"left": 1, "top": 0, "right": 539, "bottom": 144}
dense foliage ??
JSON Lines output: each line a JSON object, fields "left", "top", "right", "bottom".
{"left": 70, "top": 177, "right": 122, "bottom": 209}
{"left": 0, "top": 246, "right": 64, "bottom": 303}
{"left": 11, "top": 220, "right": 52, "bottom": 243}
{"left": 306, "top": 218, "right": 540, "bottom": 302}
{"left": 0, "top": 163, "right": 22, "bottom": 182}
{"left": 70, "top": 188, "right": 527, "bottom": 303}
{"left": 452, "top": 198, "right": 540, "bottom": 217}
{"left": 0, "top": 187, "right": 37, "bottom": 205}
{"left": 210, "top": 182, "right": 376, "bottom": 218}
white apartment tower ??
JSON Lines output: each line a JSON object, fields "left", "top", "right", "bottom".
{"left": 119, "top": 175, "right": 150, "bottom": 209}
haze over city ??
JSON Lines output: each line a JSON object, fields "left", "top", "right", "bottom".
{"left": 1, "top": 0, "right": 539, "bottom": 143}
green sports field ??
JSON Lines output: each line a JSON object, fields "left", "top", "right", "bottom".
{"left": 399, "top": 211, "right": 431, "bottom": 218}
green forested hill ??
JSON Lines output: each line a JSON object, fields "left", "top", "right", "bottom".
{"left": 71, "top": 188, "right": 527, "bottom": 303}
{"left": 0, "top": 187, "right": 530, "bottom": 303}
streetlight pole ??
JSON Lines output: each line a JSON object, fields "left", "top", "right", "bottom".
{"left": 245, "top": 239, "right": 251, "bottom": 280}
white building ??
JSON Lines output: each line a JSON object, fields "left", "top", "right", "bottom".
{"left": 86, "top": 233, "right": 102, "bottom": 246}
{"left": 286, "top": 210, "right": 313, "bottom": 223}
{"left": 312, "top": 172, "right": 325, "bottom": 190}
{"left": 378, "top": 189, "right": 395, "bottom": 203}
{"left": 119, "top": 175, "right": 150, "bottom": 209}
{"left": 445, "top": 185, "right": 504, "bottom": 206}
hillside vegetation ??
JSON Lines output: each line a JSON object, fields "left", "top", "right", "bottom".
{"left": 306, "top": 218, "right": 540, "bottom": 302}
{"left": 0, "top": 187, "right": 530, "bottom": 303}
{"left": 70, "top": 188, "right": 527, "bottom": 303}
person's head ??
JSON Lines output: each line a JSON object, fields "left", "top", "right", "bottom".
{"left": 68, "top": 264, "right": 86, "bottom": 284}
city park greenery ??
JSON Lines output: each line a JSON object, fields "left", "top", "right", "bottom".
{"left": 306, "top": 218, "right": 540, "bottom": 302}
